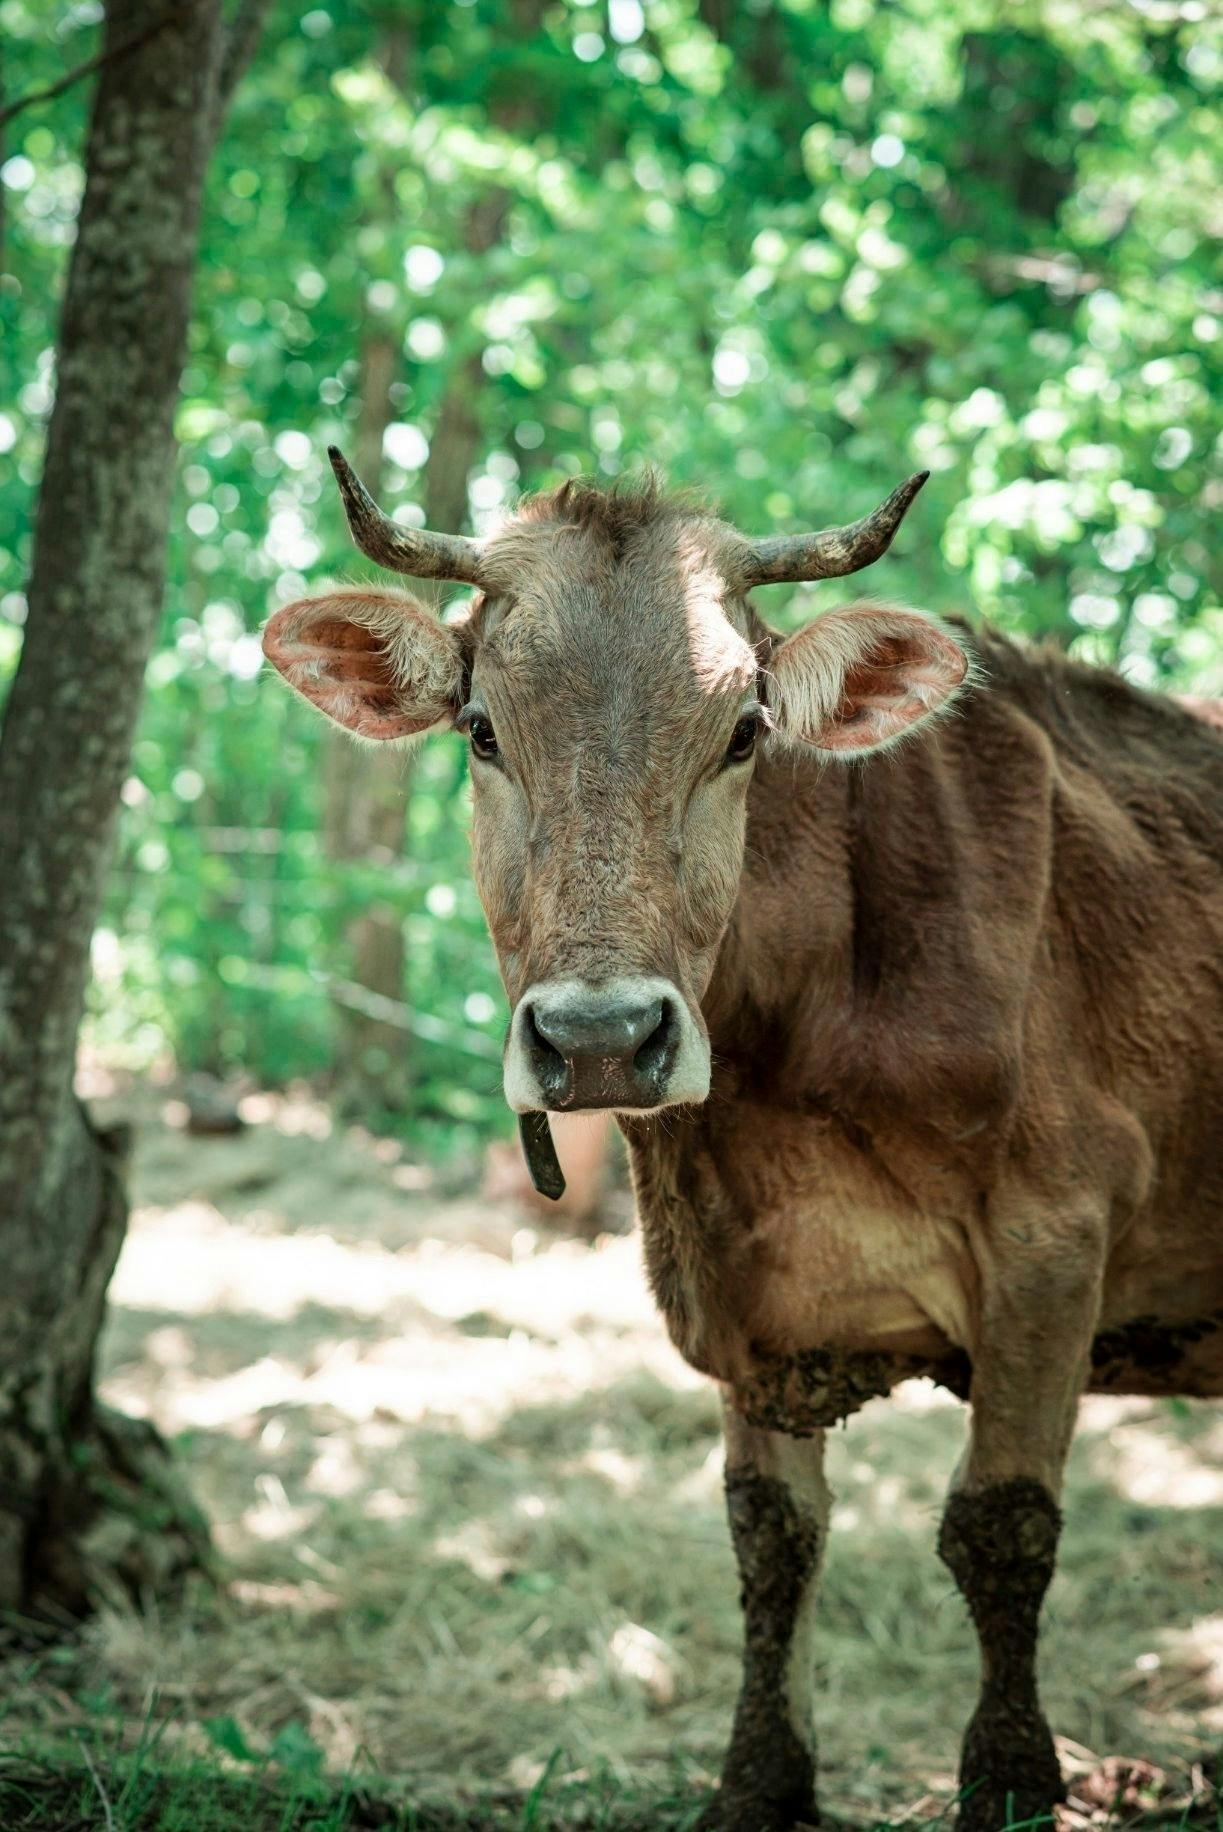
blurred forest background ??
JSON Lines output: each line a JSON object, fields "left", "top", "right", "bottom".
{"left": 3, "top": 0, "right": 1220, "bottom": 1155}
{"left": 1, "top": 3, "right": 1221, "bottom": 1829}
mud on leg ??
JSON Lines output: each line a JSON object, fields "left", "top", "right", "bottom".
{"left": 940, "top": 1225, "right": 1102, "bottom": 1831}
{"left": 939, "top": 1478, "right": 1063, "bottom": 1831}
{"left": 715, "top": 1399, "right": 829, "bottom": 1831}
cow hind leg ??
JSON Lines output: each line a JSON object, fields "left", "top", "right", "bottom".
{"left": 714, "top": 1400, "right": 829, "bottom": 1832}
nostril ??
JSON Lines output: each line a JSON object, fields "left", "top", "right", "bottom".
{"left": 524, "top": 1002, "right": 569, "bottom": 1094}
{"left": 632, "top": 998, "right": 676, "bottom": 1086}
{"left": 621, "top": 997, "right": 663, "bottom": 1056}
{"left": 526, "top": 1001, "right": 562, "bottom": 1061}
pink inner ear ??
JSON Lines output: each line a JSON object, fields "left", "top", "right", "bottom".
{"left": 263, "top": 602, "right": 437, "bottom": 740}
{"left": 1175, "top": 693, "right": 1223, "bottom": 732}
{"left": 812, "top": 621, "right": 967, "bottom": 754}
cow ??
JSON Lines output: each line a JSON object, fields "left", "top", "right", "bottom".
{"left": 262, "top": 450, "right": 1223, "bottom": 1832}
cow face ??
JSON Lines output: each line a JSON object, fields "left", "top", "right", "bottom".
{"left": 263, "top": 456, "right": 966, "bottom": 1116}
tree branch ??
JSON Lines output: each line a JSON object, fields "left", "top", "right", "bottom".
{"left": 214, "top": 0, "right": 275, "bottom": 126}
{"left": 0, "top": 4, "right": 180, "bottom": 131}
{"left": 0, "top": 0, "right": 268, "bottom": 136}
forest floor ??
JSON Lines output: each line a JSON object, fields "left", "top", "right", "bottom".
{"left": 1, "top": 1079, "right": 1220, "bottom": 1831}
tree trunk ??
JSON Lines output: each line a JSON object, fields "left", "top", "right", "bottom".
{"left": 0, "top": 42, "right": 7, "bottom": 270}
{"left": 0, "top": 0, "right": 264, "bottom": 1616}
{"left": 323, "top": 323, "right": 416, "bottom": 1116}
{"left": 320, "top": 21, "right": 521, "bottom": 1121}
{"left": 321, "top": 21, "right": 416, "bottom": 1118}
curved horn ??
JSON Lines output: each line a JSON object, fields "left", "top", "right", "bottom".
{"left": 328, "top": 445, "right": 486, "bottom": 585}
{"left": 742, "top": 471, "right": 929, "bottom": 586}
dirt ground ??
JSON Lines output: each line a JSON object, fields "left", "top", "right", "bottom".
{"left": 23, "top": 1083, "right": 1223, "bottom": 1824}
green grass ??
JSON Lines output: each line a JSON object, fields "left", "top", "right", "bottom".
{"left": 0, "top": 1733, "right": 1219, "bottom": 1832}
{"left": 0, "top": 1737, "right": 714, "bottom": 1832}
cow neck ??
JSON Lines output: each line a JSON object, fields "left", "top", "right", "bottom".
{"left": 704, "top": 745, "right": 857, "bottom": 1088}
{"left": 702, "top": 734, "right": 1022, "bottom": 1143}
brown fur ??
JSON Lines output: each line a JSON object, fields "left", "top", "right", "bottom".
{"left": 634, "top": 625, "right": 1223, "bottom": 1397}
{"left": 624, "top": 618, "right": 1221, "bottom": 1828}
{"left": 266, "top": 477, "right": 1223, "bottom": 1831}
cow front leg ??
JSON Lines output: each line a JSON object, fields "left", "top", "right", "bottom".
{"left": 939, "top": 1476, "right": 1062, "bottom": 1831}
{"left": 715, "top": 1398, "right": 829, "bottom": 1832}
{"left": 939, "top": 1241, "right": 1102, "bottom": 1832}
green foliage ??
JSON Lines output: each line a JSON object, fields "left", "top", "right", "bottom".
{"left": 1, "top": 0, "right": 1219, "bottom": 1144}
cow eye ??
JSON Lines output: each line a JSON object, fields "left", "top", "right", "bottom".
{"left": 469, "top": 715, "right": 498, "bottom": 761}
{"left": 725, "top": 713, "right": 760, "bottom": 765}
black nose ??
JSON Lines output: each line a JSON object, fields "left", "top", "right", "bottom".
{"left": 525, "top": 989, "right": 677, "bottom": 1111}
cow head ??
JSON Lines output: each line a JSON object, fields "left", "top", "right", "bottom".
{"left": 264, "top": 451, "right": 967, "bottom": 1119}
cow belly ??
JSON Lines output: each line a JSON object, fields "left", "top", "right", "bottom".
{"left": 1088, "top": 1310, "right": 1223, "bottom": 1397}
{"left": 721, "top": 1198, "right": 975, "bottom": 1432}
{"left": 673, "top": 1100, "right": 981, "bottom": 1372}
{"left": 744, "top": 1197, "right": 974, "bottom": 1364}
{"left": 1089, "top": 1201, "right": 1223, "bottom": 1396}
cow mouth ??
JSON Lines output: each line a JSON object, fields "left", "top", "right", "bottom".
{"left": 509, "top": 979, "right": 712, "bottom": 1201}
{"left": 502, "top": 974, "right": 712, "bottom": 1120}
{"left": 524, "top": 997, "right": 679, "bottom": 1112}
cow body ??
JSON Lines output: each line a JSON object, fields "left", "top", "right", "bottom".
{"left": 630, "top": 627, "right": 1223, "bottom": 1410}
{"left": 264, "top": 466, "right": 1223, "bottom": 1832}
{"left": 622, "top": 630, "right": 1222, "bottom": 1831}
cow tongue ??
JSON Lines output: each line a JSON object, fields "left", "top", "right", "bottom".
{"left": 518, "top": 1111, "right": 566, "bottom": 1201}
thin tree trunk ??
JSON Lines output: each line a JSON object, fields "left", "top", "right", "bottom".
{"left": 0, "top": 41, "right": 7, "bottom": 271}
{"left": 0, "top": 0, "right": 265, "bottom": 1615}
{"left": 321, "top": 21, "right": 416, "bottom": 1117}
{"left": 320, "top": 20, "right": 521, "bottom": 1120}
{"left": 323, "top": 323, "right": 415, "bottom": 1115}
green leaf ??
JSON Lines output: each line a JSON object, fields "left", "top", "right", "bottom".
{"left": 202, "top": 1715, "right": 260, "bottom": 1765}
{"left": 268, "top": 1719, "right": 325, "bottom": 1778}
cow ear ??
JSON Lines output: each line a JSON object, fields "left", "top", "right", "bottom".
{"left": 262, "top": 589, "right": 465, "bottom": 742}
{"left": 767, "top": 602, "right": 968, "bottom": 756}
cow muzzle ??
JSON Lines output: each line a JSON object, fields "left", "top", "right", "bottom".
{"left": 503, "top": 976, "right": 711, "bottom": 1114}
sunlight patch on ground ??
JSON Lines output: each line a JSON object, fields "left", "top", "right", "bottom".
{"left": 108, "top": 1190, "right": 696, "bottom": 1438}
{"left": 1096, "top": 1416, "right": 1223, "bottom": 1508}
{"left": 1158, "top": 1614, "right": 1223, "bottom": 1728}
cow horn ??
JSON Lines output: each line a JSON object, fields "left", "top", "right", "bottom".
{"left": 742, "top": 471, "right": 929, "bottom": 585}
{"left": 327, "top": 445, "right": 486, "bottom": 586}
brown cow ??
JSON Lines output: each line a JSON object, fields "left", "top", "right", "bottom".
{"left": 263, "top": 453, "right": 1223, "bottom": 1832}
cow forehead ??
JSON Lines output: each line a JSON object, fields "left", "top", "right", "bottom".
{"left": 472, "top": 515, "right": 758, "bottom": 704}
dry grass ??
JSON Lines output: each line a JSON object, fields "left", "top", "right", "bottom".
{"left": 4, "top": 1087, "right": 1220, "bottom": 1826}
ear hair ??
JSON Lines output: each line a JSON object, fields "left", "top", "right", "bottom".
{"left": 764, "top": 599, "right": 973, "bottom": 759}
{"left": 262, "top": 587, "right": 465, "bottom": 745}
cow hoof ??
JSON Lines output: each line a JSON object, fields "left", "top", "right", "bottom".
{"left": 704, "top": 1817, "right": 819, "bottom": 1832}
{"left": 700, "top": 1795, "right": 821, "bottom": 1832}
{"left": 955, "top": 1774, "right": 1060, "bottom": 1832}
{"left": 955, "top": 1697, "right": 1062, "bottom": 1831}
{"left": 956, "top": 1793, "right": 1056, "bottom": 1832}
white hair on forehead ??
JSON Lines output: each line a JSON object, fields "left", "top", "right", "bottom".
{"left": 676, "top": 534, "right": 755, "bottom": 694}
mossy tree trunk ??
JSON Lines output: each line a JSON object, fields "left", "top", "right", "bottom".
{"left": 322, "top": 22, "right": 416, "bottom": 1120}
{"left": 0, "top": 0, "right": 267, "bottom": 1617}
{"left": 321, "top": 13, "right": 538, "bottom": 1121}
